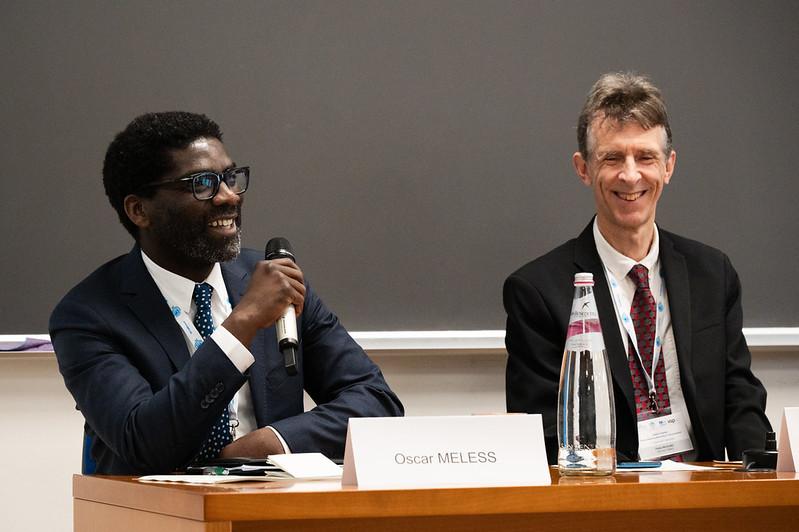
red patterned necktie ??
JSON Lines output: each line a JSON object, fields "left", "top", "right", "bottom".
{"left": 627, "top": 265, "right": 671, "bottom": 417}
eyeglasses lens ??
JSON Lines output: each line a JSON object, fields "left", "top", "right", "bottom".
{"left": 190, "top": 168, "right": 248, "bottom": 200}
{"left": 226, "top": 168, "right": 249, "bottom": 194}
{"left": 193, "top": 174, "right": 218, "bottom": 200}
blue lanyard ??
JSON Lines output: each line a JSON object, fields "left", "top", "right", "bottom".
{"left": 163, "top": 290, "right": 238, "bottom": 417}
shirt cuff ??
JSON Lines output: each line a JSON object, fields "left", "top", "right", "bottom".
{"left": 212, "top": 326, "right": 255, "bottom": 373}
{"left": 267, "top": 426, "right": 291, "bottom": 454}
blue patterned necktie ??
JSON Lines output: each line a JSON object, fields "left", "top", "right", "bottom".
{"left": 192, "top": 283, "right": 233, "bottom": 462}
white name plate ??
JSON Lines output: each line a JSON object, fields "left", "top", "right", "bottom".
{"left": 342, "top": 414, "right": 550, "bottom": 488}
{"left": 777, "top": 407, "right": 799, "bottom": 472}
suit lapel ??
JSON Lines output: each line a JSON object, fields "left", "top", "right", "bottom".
{"left": 573, "top": 222, "right": 637, "bottom": 419}
{"left": 221, "top": 257, "right": 249, "bottom": 308}
{"left": 118, "top": 247, "right": 190, "bottom": 370}
{"left": 658, "top": 231, "right": 699, "bottom": 416}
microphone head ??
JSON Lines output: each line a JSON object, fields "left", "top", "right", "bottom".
{"left": 265, "top": 237, "right": 295, "bottom": 261}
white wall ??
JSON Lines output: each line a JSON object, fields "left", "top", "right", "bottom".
{"left": 375, "top": 351, "right": 799, "bottom": 426}
{"left": 1, "top": 355, "right": 83, "bottom": 532}
{"left": 2, "top": 347, "right": 797, "bottom": 532}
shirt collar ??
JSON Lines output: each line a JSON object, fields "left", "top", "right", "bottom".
{"left": 593, "top": 218, "right": 660, "bottom": 281}
{"left": 140, "top": 250, "right": 227, "bottom": 312}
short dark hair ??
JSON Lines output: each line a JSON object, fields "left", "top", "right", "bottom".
{"left": 102, "top": 111, "right": 223, "bottom": 238}
{"left": 577, "top": 72, "right": 672, "bottom": 158}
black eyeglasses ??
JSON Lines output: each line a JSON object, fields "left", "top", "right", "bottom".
{"left": 139, "top": 166, "right": 250, "bottom": 200}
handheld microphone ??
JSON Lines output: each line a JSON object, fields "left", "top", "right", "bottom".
{"left": 265, "top": 237, "right": 299, "bottom": 376}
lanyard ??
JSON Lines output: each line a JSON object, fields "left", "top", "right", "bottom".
{"left": 605, "top": 263, "right": 668, "bottom": 412}
{"left": 163, "top": 291, "right": 238, "bottom": 420}
{"left": 163, "top": 289, "right": 233, "bottom": 352}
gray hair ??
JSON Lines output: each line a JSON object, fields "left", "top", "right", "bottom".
{"left": 577, "top": 72, "right": 672, "bottom": 158}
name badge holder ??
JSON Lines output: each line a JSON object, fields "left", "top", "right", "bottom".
{"left": 604, "top": 264, "right": 692, "bottom": 460}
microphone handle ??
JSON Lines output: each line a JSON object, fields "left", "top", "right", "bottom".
{"left": 265, "top": 238, "right": 299, "bottom": 376}
{"left": 276, "top": 303, "right": 299, "bottom": 377}
{"left": 276, "top": 305, "right": 299, "bottom": 350}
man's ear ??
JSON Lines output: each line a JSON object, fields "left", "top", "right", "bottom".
{"left": 663, "top": 149, "right": 676, "bottom": 185}
{"left": 573, "top": 151, "right": 592, "bottom": 187}
{"left": 123, "top": 194, "right": 151, "bottom": 230}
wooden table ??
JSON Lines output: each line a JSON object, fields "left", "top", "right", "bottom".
{"left": 73, "top": 468, "right": 799, "bottom": 531}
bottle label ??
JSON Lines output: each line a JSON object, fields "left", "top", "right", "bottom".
{"left": 565, "top": 294, "right": 603, "bottom": 351}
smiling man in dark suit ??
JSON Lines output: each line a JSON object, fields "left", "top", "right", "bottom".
{"left": 504, "top": 73, "right": 770, "bottom": 464}
{"left": 50, "top": 111, "right": 403, "bottom": 474}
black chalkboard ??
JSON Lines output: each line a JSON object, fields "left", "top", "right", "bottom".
{"left": 2, "top": 1, "right": 797, "bottom": 332}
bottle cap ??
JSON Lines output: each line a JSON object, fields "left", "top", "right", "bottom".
{"left": 574, "top": 273, "right": 594, "bottom": 286}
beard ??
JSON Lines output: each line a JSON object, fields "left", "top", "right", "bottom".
{"left": 149, "top": 203, "right": 242, "bottom": 265}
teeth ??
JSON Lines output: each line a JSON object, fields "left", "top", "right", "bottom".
{"left": 209, "top": 218, "right": 234, "bottom": 227}
{"left": 617, "top": 191, "right": 644, "bottom": 201}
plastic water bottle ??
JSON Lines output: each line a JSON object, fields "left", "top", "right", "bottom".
{"left": 557, "top": 273, "right": 616, "bottom": 476}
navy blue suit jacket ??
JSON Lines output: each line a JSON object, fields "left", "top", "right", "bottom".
{"left": 50, "top": 247, "right": 403, "bottom": 474}
{"left": 504, "top": 221, "right": 770, "bottom": 464}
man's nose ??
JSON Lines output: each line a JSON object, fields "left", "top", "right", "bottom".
{"left": 212, "top": 181, "right": 241, "bottom": 206}
{"left": 618, "top": 155, "right": 641, "bottom": 182}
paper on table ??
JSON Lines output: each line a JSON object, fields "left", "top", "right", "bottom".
{"left": 712, "top": 460, "right": 742, "bottom": 470}
{"left": 138, "top": 453, "right": 342, "bottom": 485}
{"left": 268, "top": 453, "right": 342, "bottom": 479}
{"left": 616, "top": 460, "right": 716, "bottom": 472}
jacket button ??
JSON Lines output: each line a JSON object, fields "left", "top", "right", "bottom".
{"left": 200, "top": 399, "right": 209, "bottom": 409}
{"left": 215, "top": 382, "right": 225, "bottom": 393}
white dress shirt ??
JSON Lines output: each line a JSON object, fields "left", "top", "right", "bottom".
{"left": 141, "top": 250, "right": 289, "bottom": 452}
{"left": 593, "top": 220, "right": 697, "bottom": 460}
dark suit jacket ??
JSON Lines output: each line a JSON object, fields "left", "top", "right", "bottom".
{"left": 504, "top": 221, "right": 770, "bottom": 464}
{"left": 50, "top": 246, "right": 403, "bottom": 474}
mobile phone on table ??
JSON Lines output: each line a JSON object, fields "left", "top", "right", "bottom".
{"left": 618, "top": 461, "right": 662, "bottom": 469}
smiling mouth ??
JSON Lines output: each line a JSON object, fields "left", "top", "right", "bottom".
{"left": 615, "top": 191, "right": 645, "bottom": 201}
{"left": 208, "top": 217, "right": 236, "bottom": 229}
